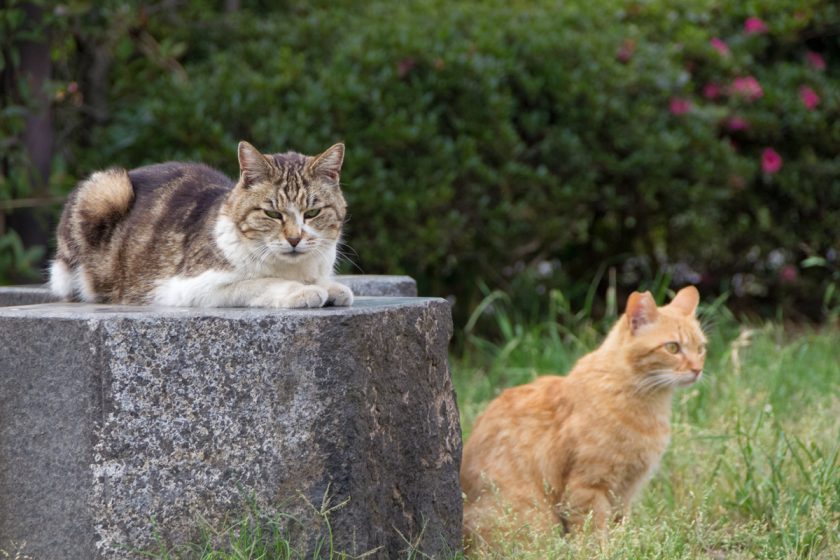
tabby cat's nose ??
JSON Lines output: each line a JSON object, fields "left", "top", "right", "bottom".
{"left": 287, "top": 236, "right": 301, "bottom": 247}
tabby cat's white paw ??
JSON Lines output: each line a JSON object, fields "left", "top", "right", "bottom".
{"left": 325, "top": 282, "right": 354, "bottom": 307}
{"left": 255, "top": 284, "right": 328, "bottom": 308}
{"left": 284, "top": 285, "right": 329, "bottom": 308}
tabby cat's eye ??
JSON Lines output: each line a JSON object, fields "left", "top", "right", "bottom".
{"left": 264, "top": 209, "right": 282, "bottom": 219}
{"left": 303, "top": 208, "right": 321, "bottom": 219}
{"left": 664, "top": 342, "right": 681, "bottom": 354}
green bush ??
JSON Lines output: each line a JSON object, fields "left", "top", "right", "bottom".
{"left": 4, "top": 0, "right": 840, "bottom": 323}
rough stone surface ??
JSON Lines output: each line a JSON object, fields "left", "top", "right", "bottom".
{"left": 0, "top": 298, "right": 461, "bottom": 559}
{"left": 0, "top": 275, "right": 418, "bottom": 307}
{"left": 0, "top": 285, "right": 57, "bottom": 306}
{"left": 335, "top": 274, "right": 417, "bottom": 297}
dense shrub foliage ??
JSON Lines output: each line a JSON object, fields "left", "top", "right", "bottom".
{"left": 2, "top": 0, "right": 839, "bottom": 322}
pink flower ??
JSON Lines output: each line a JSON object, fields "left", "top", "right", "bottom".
{"left": 761, "top": 148, "right": 782, "bottom": 174}
{"left": 780, "top": 265, "right": 798, "bottom": 283}
{"left": 616, "top": 38, "right": 636, "bottom": 63}
{"left": 726, "top": 116, "right": 749, "bottom": 131}
{"left": 703, "top": 82, "right": 723, "bottom": 99}
{"left": 397, "top": 57, "right": 416, "bottom": 77}
{"left": 669, "top": 97, "right": 692, "bottom": 115}
{"left": 806, "top": 51, "right": 826, "bottom": 71}
{"left": 744, "top": 17, "right": 768, "bottom": 35}
{"left": 800, "top": 86, "right": 820, "bottom": 110}
{"left": 710, "top": 37, "right": 730, "bottom": 56}
{"left": 731, "top": 76, "right": 763, "bottom": 101}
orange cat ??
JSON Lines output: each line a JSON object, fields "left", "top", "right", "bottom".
{"left": 460, "top": 287, "right": 706, "bottom": 547}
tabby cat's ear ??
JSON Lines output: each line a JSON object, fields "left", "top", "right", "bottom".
{"left": 237, "top": 141, "right": 271, "bottom": 187}
{"left": 306, "top": 143, "right": 344, "bottom": 183}
{"left": 626, "top": 291, "right": 659, "bottom": 333}
{"left": 668, "top": 286, "right": 700, "bottom": 316}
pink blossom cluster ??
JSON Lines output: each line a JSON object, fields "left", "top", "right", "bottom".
{"left": 710, "top": 37, "right": 730, "bottom": 56}
{"left": 800, "top": 86, "right": 820, "bottom": 109}
{"left": 731, "top": 76, "right": 764, "bottom": 100}
{"left": 762, "top": 148, "right": 782, "bottom": 174}
{"left": 806, "top": 51, "right": 826, "bottom": 71}
{"left": 667, "top": 16, "right": 828, "bottom": 176}
{"left": 669, "top": 97, "right": 692, "bottom": 115}
{"left": 727, "top": 117, "right": 749, "bottom": 132}
{"left": 703, "top": 83, "right": 722, "bottom": 99}
{"left": 744, "top": 17, "right": 769, "bottom": 35}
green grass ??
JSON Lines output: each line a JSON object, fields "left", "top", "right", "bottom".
{"left": 452, "top": 290, "right": 840, "bottom": 559}
{"left": 132, "top": 491, "right": 457, "bottom": 560}
{"left": 131, "top": 490, "right": 440, "bottom": 560}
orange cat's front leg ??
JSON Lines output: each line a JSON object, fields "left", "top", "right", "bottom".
{"left": 563, "top": 484, "right": 611, "bottom": 533}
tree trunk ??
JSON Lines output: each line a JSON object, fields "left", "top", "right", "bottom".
{"left": 6, "top": 2, "right": 54, "bottom": 280}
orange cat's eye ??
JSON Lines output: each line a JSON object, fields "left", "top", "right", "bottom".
{"left": 264, "top": 209, "right": 282, "bottom": 220}
{"left": 664, "top": 342, "right": 681, "bottom": 354}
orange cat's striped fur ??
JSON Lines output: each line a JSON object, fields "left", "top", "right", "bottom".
{"left": 461, "top": 287, "right": 706, "bottom": 546}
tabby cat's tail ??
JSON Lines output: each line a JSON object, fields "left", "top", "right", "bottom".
{"left": 49, "top": 168, "right": 134, "bottom": 301}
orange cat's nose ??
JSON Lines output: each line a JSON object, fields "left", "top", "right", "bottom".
{"left": 691, "top": 368, "right": 702, "bottom": 379}
{"left": 287, "top": 236, "right": 301, "bottom": 247}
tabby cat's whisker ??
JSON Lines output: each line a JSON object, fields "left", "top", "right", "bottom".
{"left": 334, "top": 246, "right": 362, "bottom": 273}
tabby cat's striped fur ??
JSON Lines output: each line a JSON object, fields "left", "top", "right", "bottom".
{"left": 50, "top": 141, "right": 353, "bottom": 308}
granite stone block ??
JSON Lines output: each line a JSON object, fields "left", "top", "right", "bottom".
{"left": 0, "top": 297, "right": 461, "bottom": 559}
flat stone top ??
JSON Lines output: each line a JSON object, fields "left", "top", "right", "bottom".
{"left": 0, "top": 285, "right": 48, "bottom": 295}
{"left": 0, "top": 275, "right": 418, "bottom": 307}
{"left": 336, "top": 274, "right": 413, "bottom": 282}
{"left": 0, "top": 296, "right": 447, "bottom": 320}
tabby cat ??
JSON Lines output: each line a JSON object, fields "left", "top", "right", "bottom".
{"left": 49, "top": 141, "right": 353, "bottom": 308}
{"left": 460, "top": 287, "right": 705, "bottom": 546}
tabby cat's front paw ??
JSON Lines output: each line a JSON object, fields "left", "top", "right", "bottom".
{"left": 324, "top": 282, "right": 354, "bottom": 307}
{"left": 255, "top": 284, "right": 328, "bottom": 308}
{"left": 283, "top": 285, "right": 329, "bottom": 308}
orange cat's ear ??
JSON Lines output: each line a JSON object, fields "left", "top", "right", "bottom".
{"left": 668, "top": 286, "right": 700, "bottom": 316}
{"left": 626, "top": 291, "right": 658, "bottom": 333}
{"left": 307, "top": 143, "right": 345, "bottom": 183}
{"left": 237, "top": 141, "right": 271, "bottom": 187}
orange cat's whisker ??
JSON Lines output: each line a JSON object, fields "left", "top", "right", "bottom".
{"left": 635, "top": 372, "right": 680, "bottom": 394}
